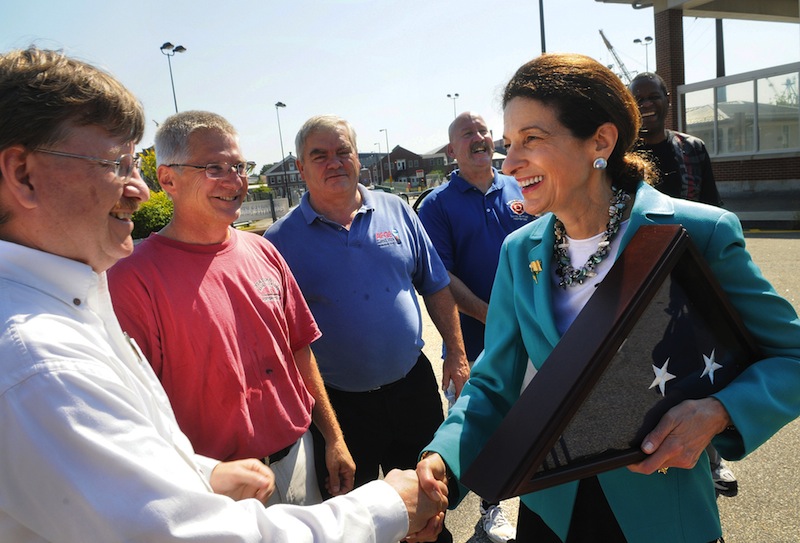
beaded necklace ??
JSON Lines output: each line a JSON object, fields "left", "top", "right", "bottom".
{"left": 553, "top": 186, "right": 630, "bottom": 289}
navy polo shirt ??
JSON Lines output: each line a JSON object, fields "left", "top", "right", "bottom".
{"left": 417, "top": 169, "right": 532, "bottom": 360}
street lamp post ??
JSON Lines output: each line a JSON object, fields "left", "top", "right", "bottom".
{"left": 275, "top": 101, "right": 292, "bottom": 207}
{"left": 159, "top": 42, "right": 186, "bottom": 113}
{"left": 447, "top": 93, "right": 459, "bottom": 119}
{"left": 539, "top": 0, "right": 546, "bottom": 53}
{"left": 374, "top": 142, "right": 384, "bottom": 184}
{"left": 633, "top": 36, "right": 653, "bottom": 72}
{"left": 380, "top": 128, "right": 392, "bottom": 184}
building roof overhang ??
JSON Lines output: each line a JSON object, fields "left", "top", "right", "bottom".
{"left": 595, "top": 0, "right": 799, "bottom": 23}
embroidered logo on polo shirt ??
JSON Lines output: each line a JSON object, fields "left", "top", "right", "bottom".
{"left": 254, "top": 277, "right": 281, "bottom": 302}
{"left": 375, "top": 228, "right": 402, "bottom": 247}
{"left": 508, "top": 199, "right": 536, "bottom": 221}
{"left": 508, "top": 199, "right": 526, "bottom": 215}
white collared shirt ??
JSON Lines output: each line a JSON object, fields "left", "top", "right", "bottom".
{"left": 0, "top": 240, "right": 407, "bottom": 543}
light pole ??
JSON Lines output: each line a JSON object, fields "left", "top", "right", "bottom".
{"left": 447, "top": 93, "right": 459, "bottom": 119}
{"left": 159, "top": 42, "right": 186, "bottom": 113}
{"left": 633, "top": 36, "right": 653, "bottom": 72}
{"left": 275, "top": 101, "right": 292, "bottom": 207}
{"left": 374, "top": 142, "right": 384, "bottom": 184}
{"left": 539, "top": 0, "right": 546, "bottom": 53}
{"left": 380, "top": 128, "right": 392, "bottom": 184}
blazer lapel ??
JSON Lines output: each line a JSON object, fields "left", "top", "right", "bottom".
{"left": 526, "top": 217, "right": 562, "bottom": 351}
{"left": 618, "top": 182, "right": 676, "bottom": 254}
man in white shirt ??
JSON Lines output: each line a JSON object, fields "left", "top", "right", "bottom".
{"left": 0, "top": 46, "right": 446, "bottom": 543}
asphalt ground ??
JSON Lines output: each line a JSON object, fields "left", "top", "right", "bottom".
{"left": 419, "top": 231, "right": 800, "bottom": 543}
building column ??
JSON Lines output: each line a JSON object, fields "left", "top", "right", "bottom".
{"left": 654, "top": 8, "right": 685, "bottom": 131}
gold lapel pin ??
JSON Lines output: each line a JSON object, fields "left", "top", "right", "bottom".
{"left": 529, "top": 260, "right": 543, "bottom": 284}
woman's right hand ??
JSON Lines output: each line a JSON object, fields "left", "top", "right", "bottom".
{"left": 416, "top": 452, "right": 449, "bottom": 504}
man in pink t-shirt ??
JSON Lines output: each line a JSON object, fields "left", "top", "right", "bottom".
{"left": 109, "top": 110, "right": 354, "bottom": 506}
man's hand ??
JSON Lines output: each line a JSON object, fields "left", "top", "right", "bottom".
{"left": 423, "top": 286, "right": 470, "bottom": 398}
{"left": 210, "top": 458, "right": 276, "bottom": 504}
{"left": 629, "top": 397, "right": 731, "bottom": 475}
{"left": 442, "top": 351, "right": 470, "bottom": 399}
{"left": 324, "top": 436, "right": 356, "bottom": 496}
{"left": 383, "top": 468, "right": 447, "bottom": 542}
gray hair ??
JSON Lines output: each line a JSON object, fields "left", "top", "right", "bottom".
{"left": 154, "top": 110, "right": 238, "bottom": 166}
{"left": 295, "top": 115, "right": 358, "bottom": 161}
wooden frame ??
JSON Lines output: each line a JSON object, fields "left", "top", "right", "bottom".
{"left": 461, "top": 225, "right": 760, "bottom": 502}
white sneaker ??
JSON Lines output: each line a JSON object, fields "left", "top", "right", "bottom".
{"left": 480, "top": 504, "right": 516, "bottom": 543}
{"left": 711, "top": 461, "right": 738, "bottom": 497}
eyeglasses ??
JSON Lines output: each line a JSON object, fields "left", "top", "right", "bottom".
{"left": 167, "top": 161, "right": 256, "bottom": 179}
{"left": 34, "top": 148, "right": 141, "bottom": 180}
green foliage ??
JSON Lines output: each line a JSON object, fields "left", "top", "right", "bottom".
{"left": 259, "top": 163, "right": 274, "bottom": 176}
{"left": 138, "top": 146, "right": 161, "bottom": 192}
{"left": 132, "top": 190, "right": 173, "bottom": 239}
{"left": 251, "top": 185, "right": 272, "bottom": 194}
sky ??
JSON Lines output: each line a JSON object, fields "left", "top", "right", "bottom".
{"left": 2, "top": 0, "right": 798, "bottom": 169}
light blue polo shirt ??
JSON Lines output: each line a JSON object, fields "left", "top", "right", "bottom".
{"left": 264, "top": 186, "right": 449, "bottom": 392}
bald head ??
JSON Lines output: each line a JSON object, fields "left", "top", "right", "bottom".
{"left": 448, "top": 112, "right": 487, "bottom": 143}
{"left": 446, "top": 111, "right": 495, "bottom": 188}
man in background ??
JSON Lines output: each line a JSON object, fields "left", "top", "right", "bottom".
{"left": 417, "top": 111, "right": 533, "bottom": 542}
{"left": 265, "top": 115, "right": 469, "bottom": 543}
{"left": 109, "top": 110, "right": 354, "bottom": 506}
{"left": 630, "top": 71, "right": 723, "bottom": 206}
{"left": 0, "top": 46, "right": 445, "bottom": 542}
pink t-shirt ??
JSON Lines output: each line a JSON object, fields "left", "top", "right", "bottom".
{"left": 108, "top": 228, "right": 320, "bottom": 461}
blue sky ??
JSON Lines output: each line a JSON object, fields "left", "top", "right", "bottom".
{"left": 2, "top": 0, "right": 798, "bottom": 169}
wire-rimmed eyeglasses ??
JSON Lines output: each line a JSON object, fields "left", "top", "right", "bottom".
{"left": 167, "top": 161, "right": 256, "bottom": 179}
{"left": 34, "top": 148, "right": 141, "bottom": 180}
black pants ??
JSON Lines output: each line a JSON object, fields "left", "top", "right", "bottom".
{"left": 318, "top": 354, "right": 451, "bottom": 542}
{"left": 517, "top": 476, "right": 626, "bottom": 543}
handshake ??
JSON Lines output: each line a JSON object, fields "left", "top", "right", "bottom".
{"left": 384, "top": 451, "right": 451, "bottom": 542}
{"left": 212, "top": 452, "right": 453, "bottom": 542}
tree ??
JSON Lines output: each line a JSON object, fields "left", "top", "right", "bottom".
{"left": 259, "top": 163, "right": 275, "bottom": 176}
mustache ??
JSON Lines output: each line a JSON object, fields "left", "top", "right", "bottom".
{"left": 115, "top": 197, "right": 142, "bottom": 214}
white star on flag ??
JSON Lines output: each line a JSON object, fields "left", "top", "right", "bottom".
{"left": 701, "top": 349, "right": 723, "bottom": 384}
{"left": 650, "top": 358, "right": 677, "bottom": 396}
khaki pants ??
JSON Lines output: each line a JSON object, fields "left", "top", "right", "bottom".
{"left": 265, "top": 429, "right": 322, "bottom": 506}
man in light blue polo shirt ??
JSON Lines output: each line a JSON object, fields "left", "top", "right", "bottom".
{"left": 417, "top": 111, "right": 533, "bottom": 542}
{"left": 265, "top": 115, "right": 468, "bottom": 543}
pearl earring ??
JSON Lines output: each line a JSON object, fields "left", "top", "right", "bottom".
{"left": 593, "top": 157, "right": 607, "bottom": 170}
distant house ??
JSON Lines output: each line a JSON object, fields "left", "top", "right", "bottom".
{"left": 263, "top": 154, "right": 304, "bottom": 203}
{"left": 358, "top": 152, "right": 383, "bottom": 185}
{"left": 363, "top": 142, "right": 509, "bottom": 190}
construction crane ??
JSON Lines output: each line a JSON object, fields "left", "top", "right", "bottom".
{"left": 765, "top": 76, "right": 799, "bottom": 106}
{"left": 599, "top": 29, "right": 634, "bottom": 85}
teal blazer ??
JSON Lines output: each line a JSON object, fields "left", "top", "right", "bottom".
{"left": 427, "top": 182, "right": 800, "bottom": 542}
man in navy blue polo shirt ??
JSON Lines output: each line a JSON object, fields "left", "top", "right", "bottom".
{"left": 417, "top": 111, "right": 534, "bottom": 543}
{"left": 265, "top": 115, "right": 469, "bottom": 543}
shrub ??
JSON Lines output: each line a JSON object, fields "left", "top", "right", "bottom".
{"left": 138, "top": 147, "right": 160, "bottom": 192}
{"left": 132, "top": 190, "right": 173, "bottom": 239}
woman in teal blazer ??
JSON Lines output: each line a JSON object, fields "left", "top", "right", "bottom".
{"left": 417, "top": 54, "right": 800, "bottom": 543}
